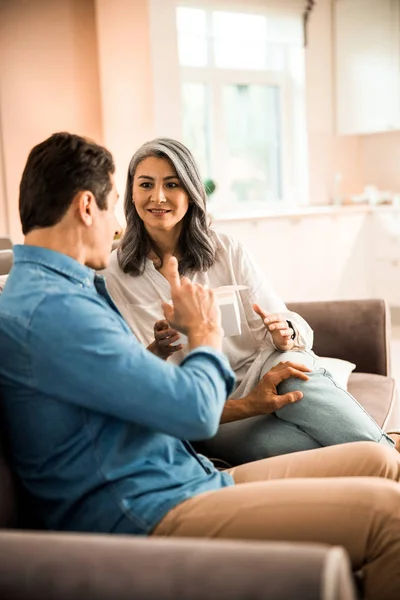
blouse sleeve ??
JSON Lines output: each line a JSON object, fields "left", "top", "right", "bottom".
{"left": 231, "top": 239, "right": 314, "bottom": 351}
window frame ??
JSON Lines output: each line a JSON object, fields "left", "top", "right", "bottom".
{"left": 148, "top": 0, "right": 308, "bottom": 218}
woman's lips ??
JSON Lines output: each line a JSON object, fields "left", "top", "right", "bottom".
{"left": 148, "top": 209, "right": 171, "bottom": 215}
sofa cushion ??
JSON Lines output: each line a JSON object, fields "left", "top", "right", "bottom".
{"left": 347, "top": 372, "right": 396, "bottom": 429}
{"left": 318, "top": 357, "right": 356, "bottom": 390}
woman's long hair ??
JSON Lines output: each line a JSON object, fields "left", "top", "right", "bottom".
{"left": 118, "top": 138, "right": 217, "bottom": 276}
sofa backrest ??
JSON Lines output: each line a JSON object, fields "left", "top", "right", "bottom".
{"left": 0, "top": 237, "right": 12, "bottom": 251}
{"left": 287, "top": 299, "right": 389, "bottom": 376}
{"left": 0, "top": 250, "right": 13, "bottom": 276}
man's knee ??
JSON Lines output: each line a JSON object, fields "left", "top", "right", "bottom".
{"left": 351, "top": 441, "right": 400, "bottom": 481}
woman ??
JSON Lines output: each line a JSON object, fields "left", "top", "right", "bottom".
{"left": 105, "top": 138, "right": 396, "bottom": 463}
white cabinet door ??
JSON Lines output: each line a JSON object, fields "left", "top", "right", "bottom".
{"left": 335, "top": 0, "right": 400, "bottom": 135}
{"left": 370, "top": 211, "right": 400, "bottom": 305}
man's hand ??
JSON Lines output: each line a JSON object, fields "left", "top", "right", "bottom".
{"left": 221, "top": 361, "right": 311, "bottom": 423}
{"left": 253, "top": 303, "right": 295, "bottom": 351}
{"left": 161, "top": 257, "right": 222, "bottom": 351}
{"left": 147, "top": 319, "right": 182, "bottom": 360}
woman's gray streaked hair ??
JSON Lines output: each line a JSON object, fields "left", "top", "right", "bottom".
{"left": 117, "top": 138, "right": 217, "bottom": 276}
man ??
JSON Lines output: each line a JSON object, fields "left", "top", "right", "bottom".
{"left": 0, "top": 133, "right": 399, "bottom": 600}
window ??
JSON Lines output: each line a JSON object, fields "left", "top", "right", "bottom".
{"left": 176, "top": 4, "right": 307, "bottom": 215}
{"left": 148, "top": 0, "right": 307, "bottom": 217}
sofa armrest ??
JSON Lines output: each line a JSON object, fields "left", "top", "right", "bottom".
{"left": 0, "top": 531, "right": 356, "bottom": 600}
{"left": 287, "top": 299, "right": 390, "bottom": 376}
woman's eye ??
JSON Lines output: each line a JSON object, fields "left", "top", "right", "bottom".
{"left": 140, "top": 182, "right": 152, "bottom": 189}
{"left": 166, "top": 182, "right": 178, "bottom": 189}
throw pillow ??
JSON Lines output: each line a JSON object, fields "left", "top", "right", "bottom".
{"left": 317, "top": 357, "right": 356, "bottom": 390}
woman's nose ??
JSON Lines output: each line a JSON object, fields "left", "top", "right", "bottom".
{"left": 152, "top": 185, "right": 166, "bottom": 203}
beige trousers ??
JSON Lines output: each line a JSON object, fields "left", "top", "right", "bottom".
{"left": 152, "top": 442, "right": 400, "bottom": 600}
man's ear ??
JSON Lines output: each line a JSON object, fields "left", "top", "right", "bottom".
{"left": 74, "top": 190, "right": 96, "bottom": 227}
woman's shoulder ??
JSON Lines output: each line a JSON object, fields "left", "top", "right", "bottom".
{"left": 105, "top": 248, "right": 148, "bottom": 278}
{"left": 106, "top": 249, "right": 125, "bottom": 279}
{"left": 105, "top": 249, "right": 148, "bottom": 281}
{"left": 107, "top": 249, "right": 119, "bottom": 272}
{"left": 210, "top": 229, "right": 242, "bottom": 253}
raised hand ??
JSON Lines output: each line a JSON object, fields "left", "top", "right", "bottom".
{"left": 253, "top": 303, "right": 295, "bottom": 351}
{"left": 161, "top": 257, "right": 222, "bottom": 350}
{"left": 147, "top": 319, "right": 182, "bottom": 360}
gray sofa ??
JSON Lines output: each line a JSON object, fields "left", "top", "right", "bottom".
{"left": 197, "top": 298, "right": 398, "bottom": 466}
{"left": 1, "top": 264, "right": 394, "bottom": 598}
{"left": 288, "top": 299, "right": 398, "bottom": 432}
{"left": 0, "top": 249, "right": 13, "bottom": 276}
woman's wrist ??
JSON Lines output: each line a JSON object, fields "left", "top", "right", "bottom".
{"left": 275, "top": 339, "right": 295, "bottom": 351}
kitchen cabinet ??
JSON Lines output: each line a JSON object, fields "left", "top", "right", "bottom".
{"left": 214, "top": 206, "right": 400, "bottom": 306}
{"left": 334, "top": 0, "right": 400, "bottom": 135}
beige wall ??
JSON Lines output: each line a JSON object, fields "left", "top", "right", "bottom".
{"left": 0, "top": 0, "right": 102, "bottom": 242}
{"left": 0, "top": 0, "right": 154, "bottom": 241}
{"left": 362, "top": 131, "right": 400, "bottom": 192}
{"left": 0, "top": 109, "right": 8, "bottom": 236}
{"left": 95, "top": 0, "right": 154, "bottom": 225}
{"left": 306, "top": 0, "right": 364, "bottom": 204}
{"left": 306, "top": 0, "right": 400, "bottom": 203}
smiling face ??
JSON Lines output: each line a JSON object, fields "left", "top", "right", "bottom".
{"left": 132, "top": 156, "right": 190, "bottom": 238}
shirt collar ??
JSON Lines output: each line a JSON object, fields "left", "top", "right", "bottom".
{"left": 13, "top": 244, "right": 96, "bottom": 288}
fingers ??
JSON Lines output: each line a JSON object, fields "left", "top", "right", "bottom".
{"left": 268, "top": 321, "right": 289, "bottom": 332}
{"left": 267, "top": 367, "right": 309, "bottom": 386}
{"left": 253, "top": 306, "right": 290, "bottom": 335}
{"left": 264, "top": 313, "right": 284, "bottom": 325}
{"left": 157, "top": 332, "right": 181, "bottom": 346}
{"left": 162, "top": 301, "right": 174, "bottom": 322}
{"left": 253, "top": 303, "right": 268, "bottom": 320}
{"left": 154, "top": 319, "right": 169, "bottom": 332}
{"left": 272, "top": 361, "right": 311, "bottom": 372}
{"left": 267, "top": 362, "right": 311, "bottom": 386}
{"left": 264, "top": 315, "right": 289, "bottom": 336}
{"left": 275, "top": 390, "right": 303, "bottom": 409}
{"left": 155, "top": 325, "right": 179, "bottom": 340}
{"left": 163, "top": 257, "right": 181, "bottom": 292}
{"left": 275, "top": 330, "right": 293, "bottom": 339}
{"left": 168, "top": 344, "right": 183, "bottom": 353}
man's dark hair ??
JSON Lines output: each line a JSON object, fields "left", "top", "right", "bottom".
{"left": 19, "top": 132, "right": 115, "bottom": 235}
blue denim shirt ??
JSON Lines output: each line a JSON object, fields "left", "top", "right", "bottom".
{"left": 0, "top": 245, "right": 235, "bottom": 535}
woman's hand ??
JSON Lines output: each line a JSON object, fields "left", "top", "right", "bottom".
{"left": 147, "top": 319, "right": 183, "bottom": 360}
{"left": 253, "top": 303, "right": 295, "bottom": 351}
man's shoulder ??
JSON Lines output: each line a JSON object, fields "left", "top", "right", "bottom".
{"left": 0, "top": 271, "right": 111, "bottom": 336}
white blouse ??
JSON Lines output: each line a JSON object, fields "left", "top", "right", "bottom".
{"left": 105, "top": 231, "right": 314, "bottom": 398}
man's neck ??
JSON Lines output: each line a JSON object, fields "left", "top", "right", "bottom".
{"left": 24, "top": 226, "right": 86, "bottom": 265}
